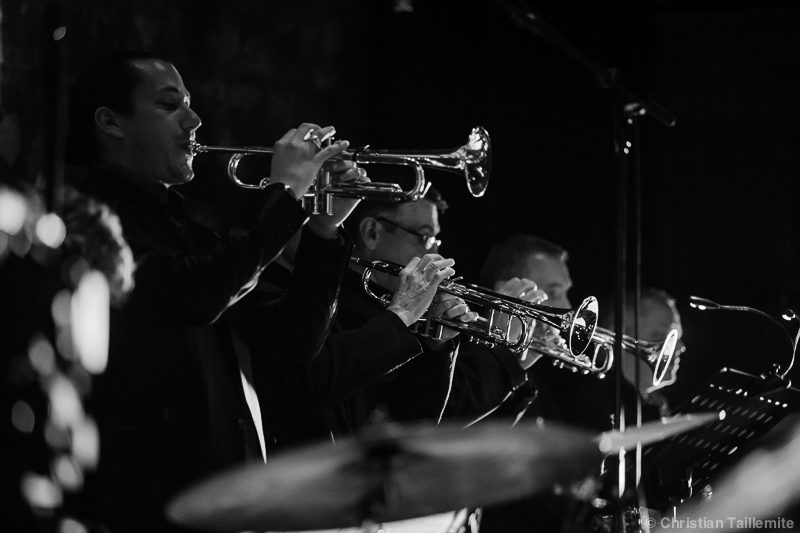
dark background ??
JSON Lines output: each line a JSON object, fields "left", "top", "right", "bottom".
{"left": 2, "top": 0, "right": 799, "bottom": 402}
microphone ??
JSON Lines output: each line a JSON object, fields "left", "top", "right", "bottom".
{"left": 689, "top": 295, "right": 798, "bottom": 380}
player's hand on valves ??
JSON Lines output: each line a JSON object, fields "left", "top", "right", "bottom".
{"left": 270, "top": 123, "right": 348, "bottom": 198}
{"left": 495, "top": 277, "right": 548, "bottom": 305}
{"left": 422, "top": 292, "right": 479, "bottom": 347}
{"left": 306, "top": 161, "right": 369, "bottom": 238}
{"left": 387, "top": 254, "right": 456, "bottom": 327}
{"left": 494, "top": 277, "right": 548, "bottom": 343}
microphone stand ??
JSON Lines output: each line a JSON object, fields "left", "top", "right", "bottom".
{"left": 491, "top": 2, "right": 677, "bottom": 531}
{"left": 492, "top": 0, "right": 677, "bottom": 128}
{"left": 689, "top": 296, "right": 799, "bottom": 383}
{"left": 43, "top": 0, "right": 70, "bottom": 214}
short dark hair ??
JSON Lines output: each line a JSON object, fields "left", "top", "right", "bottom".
{"left": 66, "top": 51, "right": 171, "bottom": 165}
{"left": 345, "top": 185, "right": 448, "bottom": 247}
{"left": 479, "top": 234, "right": 568, "bottom": 287}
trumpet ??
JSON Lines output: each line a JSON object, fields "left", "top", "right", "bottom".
{"left": 352, "top": 258, "right": 604, "bottom": 374}
{"left": 530, "top": 326, "right": 681, "bottom": 384}
{"left": 190, "top": 126, "right": 491, "bottom": 215}
{"left": 527, "top": 331, "right": 615, "bottom": 376}
{"left": 591, "top": 327, "right": 682, "bottom": 387}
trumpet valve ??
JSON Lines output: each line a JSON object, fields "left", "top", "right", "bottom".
{"left": 302, "top": 167, "right": 334, "bottom": 215}
{"left": 471, "top": 337, "right": 496, "bottom": 348}
{"left": 412, "top": 320, "right": 445, "bottom": 341}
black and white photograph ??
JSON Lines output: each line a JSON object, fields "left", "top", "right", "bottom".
{"left": 1, "top": 1, "right": 799, "bottom": 532}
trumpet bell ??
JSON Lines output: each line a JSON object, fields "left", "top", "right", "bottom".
{"left": 568, "top": 297, "right": 600, "bottom": 357}
{"left": 589, "top": 326, "right": 683, "bottom": 388}
{"left": 354, "top": 126, "right": 492, "bottom": 200}
{"left": 462, "top": 126, "right": 491, "bottom": 197}
{"left": 652, "top": 327, "right": 680, "bottom": 387}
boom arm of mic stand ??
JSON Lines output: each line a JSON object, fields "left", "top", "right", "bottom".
{"left": 491, "top": 0, "right": 677, "bottom": 128}
{"left": 690, "top": 296, "right": 798, "bottom": 381}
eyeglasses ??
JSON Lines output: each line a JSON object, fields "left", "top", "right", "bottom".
{"left": 375, "top": 216, "right": 442, "bottom": 250}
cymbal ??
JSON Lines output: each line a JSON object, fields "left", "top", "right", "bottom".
{"left": 167, "top": 420, "right": 601, "bottom": 531}
{"left": 167, "top": 414, "right": 719, "bottom": 532}
{"left": 596, "top": 412, "right": 721, "bottom": 452}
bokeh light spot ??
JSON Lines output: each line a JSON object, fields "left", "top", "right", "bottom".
{"left": 71, "top": 271, "right": 110, "bottom": 374}
{"left": 29, "top": 335, "right": 57, "bottom": 376}
{"left": 21, "top": 472, "right": 63, "bottom": 510}
{"left": 36, "top": 213, "right": 66, "bottom": 248}
{"left": 53, "top": 454, "right": 83, "bottom": 490}
{"left": 11, "top": 400, "right": 35, "bottom": 433}
{"left": 0, "top": 187, "right": 28, "bottom": 234}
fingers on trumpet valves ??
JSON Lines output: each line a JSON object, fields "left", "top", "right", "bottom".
{"left": 276, "top": 123, "right": 321, "bottom": 157}
{"left": 437, "top": 268, "right": 457, "bottom": 283}
{"left": 283, "top": 123, "right": 345, "bottom": 162}
{"left": 431, "top": 295, "right": 478, "bottom": 324}
{"left": 306, "top": 125, "right": 337, "bottom": 146}
{"left": 495, "top": 277, "right": 544, "bottom": 302}
{"left": 425, "top": 257, "right": 449, "bottom": 273}
{"left": 454, "top": 304, "right": 479, "bottom": 323}
{"left": 300, "top": 123, "right": 336, "bottom": 146}
{"left": 402, "top": 256, "right": 422, "bottom": 273}
{"left": 415, "top": 254, "right": 452, "bottom": 279}
{"left": 303, "top": 130, "right": 323, "bottom": 150}
{"left": 397, "top": 255, "right": 457, "bottom": 303}
{"left": 530, "top": 290, "right": 549, "bottom": 304}
{"left": 315, "top": 138, "right": 349, "bottom": 163}
{"left": 303, "top": 125, "right": 348, "bottom": 164}
{"left": 354, "top": 166, "right": 369, "bottom": 183}
{"left": 327, "top": 161, "right": 368, "bottom": 184}
{"left": 431, "top": 259, "right": 456, "bottom": 284}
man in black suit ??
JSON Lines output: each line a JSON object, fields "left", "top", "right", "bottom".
{"left": 476, "top": 234, "right": 686, "bottom": 532}
{"left": 66, "top": 51, "right": 365, "bottom": 532}
{"left": 252, "top": 185, "right": 473, "bottom": 449}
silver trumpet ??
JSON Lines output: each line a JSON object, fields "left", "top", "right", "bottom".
{"left": 529, "top": 326, "right": 681, "bottom": 382}
{"left": 190, "top": 126, "right": 491, "bottom": 214}
{"left": 351, "top": 258, "right": 604, "bottom": 374}
{"left": 526, "top": 330, "right": 615, "bottom": 376}
{"left": 591, "top": 327, "right": 682, "bottom": 387}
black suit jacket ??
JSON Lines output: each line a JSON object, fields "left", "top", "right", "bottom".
{"left": 444, "top": 341, "right": 536, "bottom": 423}
{"left": 254, "top": 266, "right": 458, "bottom": 449}
{"left": 76, "top": 165, "right": 348, "bottom": 532}
{"left": 479, "top": 362, "right": 669, "bottom": 533}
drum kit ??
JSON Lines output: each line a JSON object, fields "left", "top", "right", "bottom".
{"left": 167, "top": 414, "right": 719, "bottom": 532}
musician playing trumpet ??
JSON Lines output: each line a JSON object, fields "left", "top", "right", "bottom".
{"left": 248, "top": 183, "right": 482, "bottom": 447}
{"left": 442, "top": 235, "right": 567, "bottom": 420}
{"left": 65, "top": 50, "right": 373, "bottom": 533}
{"left": 473, "top": 234, "right": 686, "bottom": 533}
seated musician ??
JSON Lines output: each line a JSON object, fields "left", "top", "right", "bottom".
{"left": 442, "top": 234, "right": 571, "bottom": 422}
{"left": 474, "top": 234, "right": 686, "bottom": 532}
{"left": 614, "top": 287, "right": 686, "bottom": 415}
{"left": 468, "top": 234, "right": 685, "bottom": 426}
{"left": 249, "top": 182, "right": 478, "bottom": 448}
{"left": 66, "top": 51, "right": 362, "bottom": 532}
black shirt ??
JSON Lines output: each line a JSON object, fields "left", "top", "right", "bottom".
{"left": 76, "top": 165, "right": 348, "bottom": 532}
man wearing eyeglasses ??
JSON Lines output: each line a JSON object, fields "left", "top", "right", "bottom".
{"left": 352, "top": 197, "right": 443, "bottom": 285}
{"left": 342, "top": 188, "right": 471, "bottom": 415}
{"left": 249, "top": 186, "right": 477, "bottom": 449}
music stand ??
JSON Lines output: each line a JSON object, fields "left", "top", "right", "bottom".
{"left": 644, "top": 367, "right": 800, "bottom": 499}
